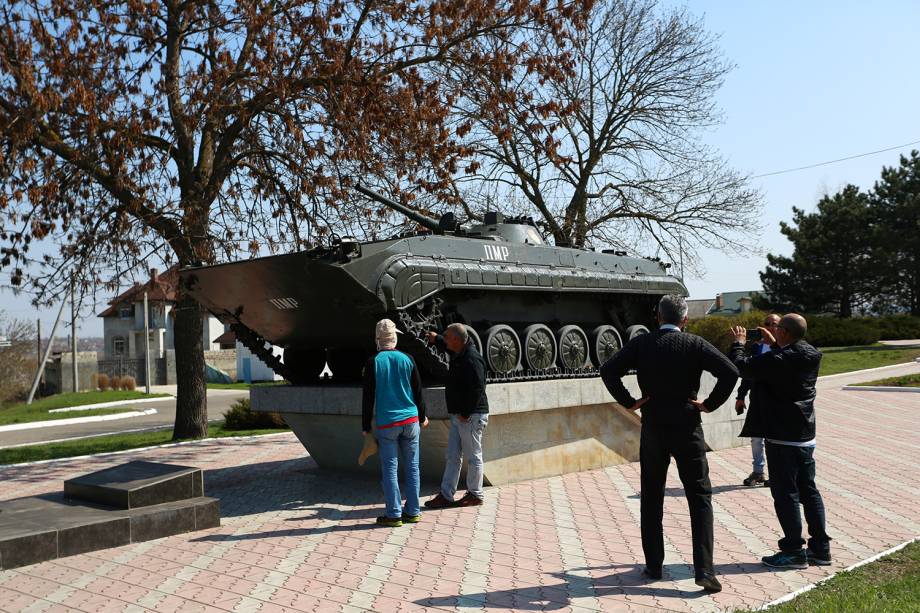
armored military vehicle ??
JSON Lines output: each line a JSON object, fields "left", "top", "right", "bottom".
{"left": 179, "top": 186, "right": 687, "bottom": 383}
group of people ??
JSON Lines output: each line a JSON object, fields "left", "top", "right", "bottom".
{"left": 361, "top": 294, "right": 830, "bottom": 593}
{"left": 361, "top": 320, "right": 489, "bottom": 527}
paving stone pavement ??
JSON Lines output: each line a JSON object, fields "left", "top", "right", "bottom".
{"left": 1, "top": 379, "right": 918, "bottom": 613}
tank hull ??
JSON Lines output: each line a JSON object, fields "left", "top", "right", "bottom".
{"left": 179, "top": 234, "right": 687, "bottom": 381}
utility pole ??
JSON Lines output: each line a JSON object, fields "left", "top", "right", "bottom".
{"left": 36, "top": 318, "right": 41, "bottom": 368}
{"left": 27, "top": 297, "right": 67, "bottom": 404}
{"left": 71, "top": 279, "right": 78, "bottom": 393}
{"left": 143, "top": 291, "right": 151, "bottom": 394}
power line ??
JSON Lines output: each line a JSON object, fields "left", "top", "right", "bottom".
{"left": 752, "top": 138, "right": 920, "bottom": 179}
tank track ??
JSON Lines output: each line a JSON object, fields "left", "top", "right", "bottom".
{"left": 397, "top": 297, "right": 603, "bottom": 383}
{"left": 228, "top": 299, "right": 604, "bottom": 384}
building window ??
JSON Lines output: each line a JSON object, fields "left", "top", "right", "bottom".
{"left": 113, "top": 337, "right": 126, "bottom": 357}
{"left": 119, "top": 305, "right": 133, "bottom": 319}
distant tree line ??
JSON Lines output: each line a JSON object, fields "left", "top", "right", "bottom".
{"left": 758, "top": 150, "right": 920, "bottom": 317}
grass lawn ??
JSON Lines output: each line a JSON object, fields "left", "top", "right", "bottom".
{"left": 0, "top": 390, "right": 169, "bottom": 426}
{"left": 0, "top": 421, "right": 290, "bottom": 465}
{"left": 854, "top": 373, "right": 920, "bottom": 387}
{"left": 740, "top": 541, "right": 919, "bottom": 612}
{"left": 818, "top": 343, "right": 920, "bottom": 376}
{"left": 207, "top": 381, "right": 289, "bottom": 390}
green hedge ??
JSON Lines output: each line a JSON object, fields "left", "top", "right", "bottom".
{"left": 876, "top": 315, "right": 920, "bottom": 340}
{"left": 687, "top": 312, "right": 920, "bottom": 349}
{"left": 805, "top": 317, "right": 879, "bottom": 347}
{"left": 223, "top": 398, "right": 287, "bottom": 430}
{"left": 686, "top": 311, "right": 769, "bottom": 354}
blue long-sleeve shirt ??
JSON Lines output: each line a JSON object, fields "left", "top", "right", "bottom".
{"left": 361, "top": 350, "right": 426, "bottom": 431}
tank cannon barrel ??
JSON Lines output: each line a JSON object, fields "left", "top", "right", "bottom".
{"left": 355, "top": 184, "right": 443, "bottom": 234}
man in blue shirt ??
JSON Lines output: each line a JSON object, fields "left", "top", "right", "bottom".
{"left": 735, "top": 313, "right": 781, "bottom": 487}
{"left": 362, "top": 319, "right": 428, "bottom": 527}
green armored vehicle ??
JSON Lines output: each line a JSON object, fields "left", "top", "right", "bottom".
{"left": 179, "top": 186, "right": 687, "bottom": 383}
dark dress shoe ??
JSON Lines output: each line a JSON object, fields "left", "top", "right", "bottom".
{"left": 695, "top": 573, "right": 722, "bottom": 592}
{"left": 455, "top": 492, "right": 483, "bottom": 507}
{"left": 641, "top": 567, "right": 663, "bottom": 580}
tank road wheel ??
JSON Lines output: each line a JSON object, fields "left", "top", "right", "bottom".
{"left": 625, "top": 324, "right": 650, "bottom": 341}
{"left": 464, "top": 325, "right": 483, "bottom": 356}
{"left": 484, "top": 324, "right": 521, "bottom": 374}
{"left": 590, "top": 325, "right": 623, "bottom": 368}
{"left": 283, "top": 346, "right": 327, "bottom": 384}
{"left": 556, "top": 325, "right": 589, "bottom": 369}
{"left": 522, "top": 324, "right": 557, "bottom": 371}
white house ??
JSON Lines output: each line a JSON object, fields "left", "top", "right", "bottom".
{"left": 99, "top": 267, "right": 228, "bottom": 360}
{"left": 213, "top": 329, "right": 283, "bottom": 383}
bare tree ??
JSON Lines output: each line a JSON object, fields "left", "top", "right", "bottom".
{"left": 0, "top": 0, "right": 583, "bottom": 437}
{"left": 448, "top": 0, "right": 761, "bottom": 268}
{"left": 0, "top": 310, "right": 35, "bottom": 406}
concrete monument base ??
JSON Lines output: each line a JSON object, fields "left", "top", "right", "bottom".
{"left": 252, "top": 375, "right": 745, "bottom": 486}
{"left": 0, "top": 461, "right": 219, "bottom": 570}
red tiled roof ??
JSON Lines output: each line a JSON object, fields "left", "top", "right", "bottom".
{"left": 213, "top": 329, "right": 237, "bottom": 345}
{"left": 98, "top": 267, "right": 179, "bottom": 317}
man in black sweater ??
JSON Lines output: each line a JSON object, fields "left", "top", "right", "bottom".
{"left": 601, "top": 295, "right": 739, "bottom": 593}
{"left": 424, "top": 323, "right": 489, "bottom": 508}
{"left": 729, "top": 314, "right": 830, "bottom": 570}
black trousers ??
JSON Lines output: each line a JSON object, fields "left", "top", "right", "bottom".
{"left": 640, "top": 424, "right": 714, "bottom": 577}
{"left": 765, "top": 442, "right": 831, "bottom": 554}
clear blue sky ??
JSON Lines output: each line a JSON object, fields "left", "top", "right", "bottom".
{"left": 2, "top": 1, "right": 919, "bottom": 337}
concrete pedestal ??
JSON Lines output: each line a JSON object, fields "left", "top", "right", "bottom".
{"left": 251, "top": 375, "right": 745, "bottom": 486}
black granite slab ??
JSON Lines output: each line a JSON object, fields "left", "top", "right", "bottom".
{"left": 0, "top": 492, "right": 220, "bottom": 570}
{"left": 63, "top": 460, "right": 203, "bottom": 509}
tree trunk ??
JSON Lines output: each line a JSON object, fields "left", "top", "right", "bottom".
{"left": 172, "top": 288, "right": 208, "bottom": 439}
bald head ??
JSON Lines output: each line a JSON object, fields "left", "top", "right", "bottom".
{"left": 780, "top": 313, "right": 807, "bottom": 341}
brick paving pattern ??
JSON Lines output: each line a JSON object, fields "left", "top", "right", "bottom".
{"left": 1, "top": 378, "right": 918, "bottom": 612}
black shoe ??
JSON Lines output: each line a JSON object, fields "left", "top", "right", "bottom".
{"left": 641, "top": 567, "right": 662, "bottom": 580}
{"left": 375, "top": 516, "right": 402, "bottom": 527}
{"left": 401, "top": 513, "right": 421, "bottom": 524}
{"left": 695, "top": 574, "right": 722, "bottom": 593}
{"left": 762, "top": 550, "right": 807, "bottom": 569}
{"left": 455, "top": 492, "right": 484, "bottom": 507}
{"left": 743, "top": 472, "right": 767, "bottom": 486}
{"left": 806, "top": 548, "right": 832, "bottom": 566}
{"left": 424, "top": 493, "right": 455, "bottom": 509}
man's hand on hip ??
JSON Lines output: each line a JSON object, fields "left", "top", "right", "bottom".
{"left": 628, "top": 397, "right": 649, "bottom": 411}
{"left": 690, "top": 399, "right": 712, "bottom": 413}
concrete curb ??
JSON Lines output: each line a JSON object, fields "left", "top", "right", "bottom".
{"left": 818, "top": 361, "right": 920, "bottom": 380}
{"left": 757, "top": 537, "right": 919, "bottom": 611}
{"left": 47, "top": 396, "right": 174, "bottom": 413}
{"left": 841, "top": 385, "right": 920, "bottom": 393}
{"left": 0, "top": 409, "right": 158, "bottom": 433}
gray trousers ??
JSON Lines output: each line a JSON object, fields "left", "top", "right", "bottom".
{"left": 441, "top": 413, "right": 489, "bottom": 500}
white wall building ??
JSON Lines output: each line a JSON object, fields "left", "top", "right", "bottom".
{"left": 99, "top": 268, "right": 229, "bottom": 360}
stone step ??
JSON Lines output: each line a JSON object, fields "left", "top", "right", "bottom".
{"left": 64, "top": 460, "right": 203, "bottom": 509}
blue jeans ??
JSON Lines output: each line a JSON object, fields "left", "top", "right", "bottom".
{"left": 441, "top": 414, "right": 489, "bottom": 500}
{"left": 765, "top": 442, "right": 830, "bottom": 554}
{"left": 376, "top": 422, "right": 421, "bottom": 519}
{"left": 751, "top": 437, "right": 766, "bottom": 473}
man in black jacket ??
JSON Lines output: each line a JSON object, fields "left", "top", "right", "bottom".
{"left": 601, "top": 295, "right": 739, "bottom": 593}
{"left": 729, "top": 314, "right": 831, "bottom": 570}
{"left": 424, "top": 323, "right": 489, "bottom": 508}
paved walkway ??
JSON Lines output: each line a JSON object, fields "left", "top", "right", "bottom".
{"left": 1, "top": 375, "right": 918, "bottom": 612}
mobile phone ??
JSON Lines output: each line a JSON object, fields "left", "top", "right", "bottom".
{"left": 745, "top": 328, "right": 762, "bottom": 342}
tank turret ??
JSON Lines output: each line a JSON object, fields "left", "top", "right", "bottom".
{"left": 356, "top": 184, "right": 544, "bottom": 246}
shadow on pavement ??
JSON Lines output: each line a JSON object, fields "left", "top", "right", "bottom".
{"left": 419, "top": 562, "right": 778, "bottom": 610}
